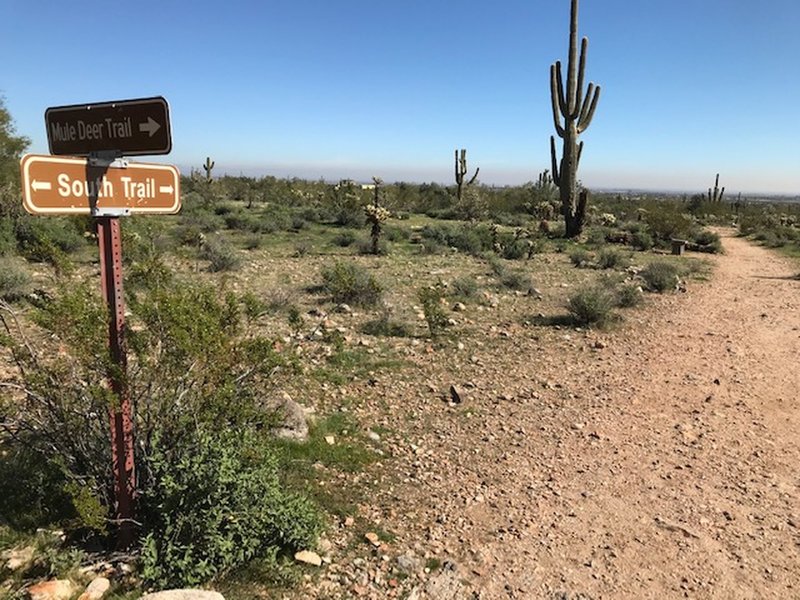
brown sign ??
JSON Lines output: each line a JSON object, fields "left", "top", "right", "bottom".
{"left": 45, "top": 96, "right": 172, "bottom": 157}
{"left": 20, "top": 154, "right": 180, "bottom": 215}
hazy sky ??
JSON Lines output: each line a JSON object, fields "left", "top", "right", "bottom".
{"left": 2, "top": 1, "right": 799, "bottom": 194}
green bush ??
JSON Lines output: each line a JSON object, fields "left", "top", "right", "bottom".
{"left": 500, "top": 270, "right": 534, "bottom": 293}
{"left": 569, "top": 248, "right": 591, "bottom": 267}
{"left": 640, "top": 260, "right": 680, "bottom": 292}
{"left": 418, "top": 284, "right": 448, "bottom": 338}
{"left": 631, "top": 231, "right": 654, "bottom": 251}
{"left": 449, "top": 276, "right": 479, "bottom": 300}
{"left": 139, "top": 427, "right": 322, "bottom": 588}
{"left": 202, "top": 237, "right": 241, "bottom": 272}
{"left": 0, "top": 261, "right": 31, "bottom": 301}
{"left": 692, "top": 230, "right": 722, "bottom": 253}
{"left": 360, "top": 313, "right": 411, "bottom": 337}
{"left": 320, "top": 261, "right": 383, "bottom": 307}
{"left": 615, "top": 283, "right": 643, "bottom": 308}
{"left": 596, "top": 248, "right": 628, "bottom": 270}
{"left": 331, "top": 231, "right": 357, "bottom": 247}
{"left": 567, "top": 285, "right": 617, "bottom": 327}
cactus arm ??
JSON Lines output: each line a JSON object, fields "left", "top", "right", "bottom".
{"left": 566, "top": 0, "right": 579, "bottom": 114}
{"left": 554, "top": 62, "right": 568, "bottom": 117}
{"left": 550, "top": 65, "right": 566, "bottom": 138}
{"left": 573, "top": 37, "right": 588, "bottom": 119}
{"left": 577, "top": 85, "right": 601, "bottom": 133}
{"left": 577, "top": 141, "right": 584, "bottom": 168}
{"left": 719, "top": 187, "right": 725, "bottom": 203}
{"left": 550, "top": 136, "right": 561, "bottom": 187}
{"left": 468, "top": 167, "right": 480, "bottom": 185}
{"left": 454, "top": 149, "right": 461, "bottom": 184}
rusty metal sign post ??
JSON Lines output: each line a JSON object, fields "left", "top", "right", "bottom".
{"left": 22, "top": 97, "right": 179, "bottom": 548}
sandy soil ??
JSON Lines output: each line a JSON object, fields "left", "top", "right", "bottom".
{"left": 308, "top": 231, "right": 800, "bottom": 599}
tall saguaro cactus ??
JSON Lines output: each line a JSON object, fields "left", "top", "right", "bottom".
{"left": 708, "top": 173, "right": 725, "bottom": 203}
{"left": 550, "top": 0, "right": 601, "bottom": 238}
{"left": 203, "top": 156, "right": 215, "bottom": 183}
{"left": 454, "top": 148, "right": 479, "bottom": 203}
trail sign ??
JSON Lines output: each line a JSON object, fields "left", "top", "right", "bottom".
{"left": 45, "top": 96, "right": 172, "bottom": 157}
{"left": 20, "top": 154, "right": 180, "bottom": 215}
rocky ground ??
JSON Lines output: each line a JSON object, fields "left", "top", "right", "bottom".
{"left": 290, "top": 232, "right": 800, "bottom": 599}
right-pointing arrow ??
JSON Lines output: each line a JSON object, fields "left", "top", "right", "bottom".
{"left": 32, "top": 180, "right": 52, "bottom": 191}
{"left": 139, "top": 117, "right": 162, "bottom": 137}
{"left": 159, "top": 185, "right": 174, "bottom": 194}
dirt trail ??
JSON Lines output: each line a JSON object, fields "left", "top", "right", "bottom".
{"left": 351, "top": 232, "right": 800, "bottom": 599}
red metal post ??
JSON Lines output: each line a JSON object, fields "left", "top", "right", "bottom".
{"left": 97, "top": 216, "right": 136, "bottom": 547}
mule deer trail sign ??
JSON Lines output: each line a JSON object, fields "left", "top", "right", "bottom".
{"left": 45, "top": 96, "right": 172, "bottom": 157}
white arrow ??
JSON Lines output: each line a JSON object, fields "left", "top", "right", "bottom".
{"left": 31, "top": 180, "right": 52, "bottom": 191}
{"left": 139, "top": 117, "right": 161, "bottom": 137}
{"left": 159, "top": 185, "right": 174, "bottom": 194}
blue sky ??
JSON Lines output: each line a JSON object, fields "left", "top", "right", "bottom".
{"left": 2, "top": 0, "right": 799, "bottom": 194}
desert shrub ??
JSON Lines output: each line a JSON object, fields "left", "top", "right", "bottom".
{"left": 242, "top": 234, "right": 263, "bottom": 250}
{"left": 597, "top": 248, "right": 628, "bottom": 270}
{"left": 615, "top": 283, "right": 643, "bottom": 308}
{"left": 320, "top": 261, "right": 382, "bottom": 307}
{"left": 646, "top": 210, "right": 693, "bottom": 244}
{"left": 640, "top": 260, "right": 679, "bottom": 292}
{"left": 567, "top": 285, "right": 617, "bottom": 326}
{"left": 500, "top": 238, "right": 528, "bottom": 260}
{"left": 0, "top": 218, "right": 15, "bottom": 255}
{"left": 449, "top": 276, "right": 479, "bottom": 300}
{"left": 0, "top": 261, "right": 30, "bottom": 301}
{"left": 293, "top": 242, "right": 311, "bottom": 257}
{"left": 420, "top": 223, "right": 492, "bottom": 256}
{"left": 586, "top": 227, "right": 611, "bottom": 246}
{"left": 224, "top": 211, "right": 262, "bottom": 232}
{"left": 500, "top": 270, "right": 534, "bottom": 293}
{"left": 0, "top": 277, "right": 318, "bottom": 583}
{"left": 569, "top": 248, "right": 592, "bottom": 267}
{"left": 331, "top": 230, "right": 357, "bottom": 247}
{"left": 357, "top": 237, "right": 388, "bottom": 256}
{"left": 631, "top": 231, "right": 654, "bottom": 251}
{"left": 418, "top": 283, "right": 448, "bottom": 338}
{"left": 360, "top": 313, "right": 411, "bottom": 337}
{"left": 487, "top": 255, "right": 507, "bottom": 277}
{"left": 202, "top": 237, "right": 241, "bottom": 271}
{"left": 139, "top": 427, "right": 322, "bottom": 588}
{"left": 692, "top": 230, "right": 722, "bottom": 253}
{"left": 382, "top": 225, "right": 410, "bottom": 242}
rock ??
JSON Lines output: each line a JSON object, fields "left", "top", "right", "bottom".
{"left": 449, "top": 385, "right": 464, "bottom": 404}
{"left": 396, "top": 552, "right": 422, "bottom": 573}
{"left": 294, "top": 550, "right": 323, "bottom": 567}
{"left": 365, "top": 532, "right": 381, "bottom": 547}
{"left": 452, "top": 302, "right": 466, "bottom": 312}
{"left": 593, "top": 340, "right": 606, "bottom": 349}
{"left": 367, "top": 430, "right": 381, "bottom": 442}
{"left": 267, "top": 392, "right": 312, "bottom": 442}
{"left": 77, "top": 577, "right": 110, "bottom": 600}
{"left": 27, "top": 580, "right": 77, "bottom": 600}
{"left": 324, "top": 435, "right": 335, "bottom": 445}
{"left": 2, "top": 546, "right": 34, "bottom": 571}
{"left": 335, "top": 304, "right": 352, "bottom": 314}
{"left": 139, "top": 592, "right": 225, "bottom": 600}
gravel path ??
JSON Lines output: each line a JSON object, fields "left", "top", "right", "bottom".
{"left": 303, "top": 232, "right": 800, "bottom": 599}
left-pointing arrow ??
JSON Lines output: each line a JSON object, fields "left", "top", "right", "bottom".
{"left": 139, "top": 117, "right": 161, "bottom": 137}
{"left": 31, "top": 180, "right": 52, "bottom": 191}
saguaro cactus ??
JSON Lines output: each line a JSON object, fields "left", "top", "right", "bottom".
{"left": 454, "top": 148, "right": 479, "bottom": 203}
{"left": 708, "top": 173, "right": 725, "bottom": 203}
{"left": 203, "top": 156, "right": 215, "bottom": 183}
{"left": 550, "top": 0, "right": 601, "bottom": 238}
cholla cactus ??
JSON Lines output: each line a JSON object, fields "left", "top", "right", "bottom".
{"left": 600, "top": 213, "right": 617, "bottom": 227}
{"left": 364, "top": 177, "right": 390, "bottom": 254}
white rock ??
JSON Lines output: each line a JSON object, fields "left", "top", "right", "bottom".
{"left": 78, "top": 577, "right": 110, "bottom": 600}
{"left": 294, "top": 550, "right": 322, "bottom": 567}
